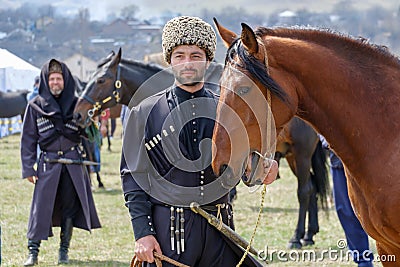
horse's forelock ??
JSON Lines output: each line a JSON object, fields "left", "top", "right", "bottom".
{"left": 226, "top": 38, "right": 289, "bottom": 105}
{"left": 224, "top": 38, "right": 240, "bottom": 66}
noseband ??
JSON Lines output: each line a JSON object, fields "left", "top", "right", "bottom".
{"left": 83, "top": 64, "right": 122, "bottom": 123}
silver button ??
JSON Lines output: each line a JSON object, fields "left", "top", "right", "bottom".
{"left": 150, "top": 228, "right": 154, "bottom": 231}
{"left": 193, "top": 138, "right": 197, "bottom": 142}
{"left": 200, "top": 186, "right": 204, "bottom": 190}
{"left": 200, "top": 181, "right": 204, "bottom": 184}
{"left": 191, "top": 95, "right": 194, "bottom": 98}
{"left": 193, "top": 129, "right": 197, "bottom": 133}
{"left": 192, "top": 104, "right": 195, "bottom": 108}
{"left": 201, "top": 170, "right": 204, "bottom": 174}
{"left": 192, "top": 121, "right": 196, "bottom": 125}
{"left": 200, "top": 175, "right": 204, "bottom": 179}
{"left": 147, "top": 216, "right": 151, "bottom": 219}
{"left": 200, "top": 192, "right": 204, "bottom": 196}
{"left": 192, "top": 112, "right": 196, "bottom": 116}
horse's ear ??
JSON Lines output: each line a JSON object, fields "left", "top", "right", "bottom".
{"left": 213, "top": 18, "right": 237, "bottom": 47}
{"left": 110, "top": 47, "right": 122, "bottom": 67}
{"left": 240, "top": 23, "right": 258, "bottom": 54}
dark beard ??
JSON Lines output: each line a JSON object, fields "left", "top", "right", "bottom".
{"left": 181, "top": 81, "right": 201, "bottom": 86}
{"left": 175, "top": 76, "right": 202, "bottom": 87}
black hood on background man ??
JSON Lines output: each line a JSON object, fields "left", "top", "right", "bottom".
{"left": 31, "top": 59, "right": 77, "bottom": 121}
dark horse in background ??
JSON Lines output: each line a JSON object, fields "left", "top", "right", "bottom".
{"left": 0, "top": 90, "right": 29, "bottom": 119}
{"left": 275, "top": 117, "right": 329, "bottom": 248}
{"left": 73, "top": 48, "right": 329, "bottom": 248}
{"left": 75, "top": 75, "right": 120, "bottom": 152}
{"left": 75, "top": 75, "right": 106, "bottom": 188}
{"left": 212, "top": 20, "right": 400, "bottom": 264}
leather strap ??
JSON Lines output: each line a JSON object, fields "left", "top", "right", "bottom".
{"left": 130, "top": 251, "right": 190, "bottom": 267}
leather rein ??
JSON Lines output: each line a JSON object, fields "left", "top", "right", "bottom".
{"left": 82, "top": 64, "right": 122, "bottom": 123}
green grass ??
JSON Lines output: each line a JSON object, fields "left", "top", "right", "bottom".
{"left": 0, "top": 122, "right": 382, "bottom": 266}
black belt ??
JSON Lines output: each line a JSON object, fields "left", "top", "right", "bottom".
{"left": 42, "top": 146, "right": 78, "bottom": 156}
{"left": 159, "top": 203, "right": 229, "bottom": 212}
{"left": 201, "top": 203, "right": 228, "bottom": 212}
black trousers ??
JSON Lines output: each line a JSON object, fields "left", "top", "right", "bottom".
{"left": 54, "top": 165, "right": 80, "bottom": 221}
{"left": 144, "top": 205, "right": 262, "bottom": 267}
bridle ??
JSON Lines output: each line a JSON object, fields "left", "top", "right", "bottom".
{"left": 232, "top": 36, "right": 273, "bottom": 267}
{"left": 82, "top": 64, "right": 122, "bottom": 124}
{"left": 229, "top": 37, "right": 273, "bottom": 186}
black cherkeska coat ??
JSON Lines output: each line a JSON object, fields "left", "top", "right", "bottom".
{"left": 21, "top": 59, "right": 101, "bottom": 240}
{"left": 121, "top": 86, "right": 262, "bottom": 267}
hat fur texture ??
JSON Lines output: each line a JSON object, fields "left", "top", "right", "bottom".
{"left": 162, "top": 16, "right": 216, "bottom": 64}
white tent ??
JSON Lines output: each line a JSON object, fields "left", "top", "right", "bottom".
{"left": 0, "top": 48, "right": 40, "bottom": 92}
{"left": 0, "top": 48, "right": 40, "bottom": 138}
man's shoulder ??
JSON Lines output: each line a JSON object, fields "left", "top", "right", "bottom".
{"left": 131, "top": 89, "right": 166, "bottom": 114}
{"left": 140, "top": 90, "right": 166, "bottom": 106}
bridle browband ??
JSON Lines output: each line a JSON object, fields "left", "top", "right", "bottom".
{"left": 82, "top": 64, "right": 122, "bottom": 122}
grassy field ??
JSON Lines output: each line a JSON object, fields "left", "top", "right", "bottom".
{"left": 0, "top": 121, "right": 382, "bottom": 267}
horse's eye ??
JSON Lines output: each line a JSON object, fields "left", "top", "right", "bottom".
{"left": 97, "top": 78, "right": 105, "bottom": 84}
{"left": 237, "top": 87, "right": 250, "bottom": 96}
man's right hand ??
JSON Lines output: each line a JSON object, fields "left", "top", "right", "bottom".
{"left": 134, "top": 235, "right": 162, "bottom": 263}
{"left": 26, "top": 176, "right": 37, "bottom": 184}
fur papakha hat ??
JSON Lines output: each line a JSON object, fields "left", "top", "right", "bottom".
{"left": 48, "top": 59, "right": 63, "bottom": 75}
{"left": 162, "top": 16, "right": 217, "bottom": 64}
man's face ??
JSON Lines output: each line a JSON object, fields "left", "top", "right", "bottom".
{"left": 48, "top": 73, "right": 64, "bottom": 96}
{"left": 170, "top": 45, "right": 209, "bottom": 87}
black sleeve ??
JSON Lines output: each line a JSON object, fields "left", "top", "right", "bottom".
{"left": 124, "top": 190, "right": 156, "bottom": 240}
{"left": 20, "top": 105, "right": 39, "bottom": 178}
{"left": 121, "top": 152, "right": 156, "bottom": 240}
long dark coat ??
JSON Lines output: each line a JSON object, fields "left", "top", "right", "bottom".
{"left": 121, "top": 86, "right": 262, "bottom": 267}
{"left": 20, "top": 59, "right": 101, "bottom": 240}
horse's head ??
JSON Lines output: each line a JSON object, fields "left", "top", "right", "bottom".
{"left": 212, "top": 19, "right": 297, "bottom": 186}
{"left": 73, "top": 48, "right": 122, "bottom": 128}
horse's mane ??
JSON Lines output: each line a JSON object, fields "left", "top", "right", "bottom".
{"left": 0, "top": 89, "right": 30, "bottom": 96}
{"left": 97, "top": 52, "right": 115, "bottom": 68}
{"left": 254, "top": 26, "right": 400, "bottom": 67}
{"left": 226, "top": 25, "right": 400, "bottom": 108}
{"left": 120, "top": 58, "right": 166, "bottom": 73}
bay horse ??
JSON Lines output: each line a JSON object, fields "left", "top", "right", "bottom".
{"left": 0, "top": 90, "right": 29, "bottom": 119}
{"left": 212, "top": 19, "right": 400, "bottom": 264}
{"left": 74, "top": 48, "right": 330, "bottom": 248}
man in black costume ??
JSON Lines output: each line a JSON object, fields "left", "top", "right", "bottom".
{"left": 21, "top": 59, "right": 101, "bottom": 266}
{"left": 121, "top": 16, "right": 278, "bottom": 266}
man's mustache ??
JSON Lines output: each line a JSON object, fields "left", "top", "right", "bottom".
{"left": 180, "top": 68, "right": 197, "bottom": 74}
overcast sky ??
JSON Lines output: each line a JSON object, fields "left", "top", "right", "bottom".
{"left": 2, "top": 0, "right": 399, "bottom": 21}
